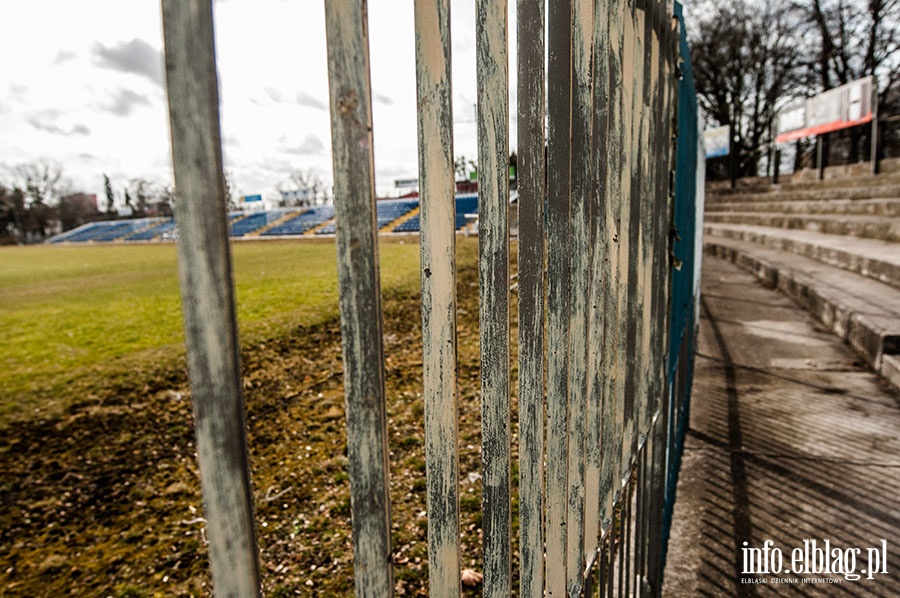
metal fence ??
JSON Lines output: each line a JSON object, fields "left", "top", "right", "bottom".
{"left": 160, "top": 0, "right": 702, "bottom": 595}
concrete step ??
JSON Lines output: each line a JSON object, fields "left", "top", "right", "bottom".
{"left": 707, "top": 160, "right": 900, "bottom": 196}
{"left": 703, "top": 236, "right": 900, "bottom": 391}
{"left": 704, "top": 212, "right": 900, "bottom": 242}
{"left": 705, "top": 197, "right": 900, "bottom": 217}
{"left": 708, "top": 182, "right": 900, "bottom": 204}
{"left": 703, "top": 223, "right": 900, "bottom": 289}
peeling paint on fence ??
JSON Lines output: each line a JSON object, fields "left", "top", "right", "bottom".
{"left": 323, "top": 2, "right": 394, "bottom": 596}
{"left": 161, "top": 2, "right": 261, "bottom": 596}
{"left": 162, "top": 0, "right": 702, "bottom": 595}
{"left": 414, "top": 0, "right": 461, "bottom": 595}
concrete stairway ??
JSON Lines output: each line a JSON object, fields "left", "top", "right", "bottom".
{"left": 703, "top": 158, "right": 900, "bottom": 391}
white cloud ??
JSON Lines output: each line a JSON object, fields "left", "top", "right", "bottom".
{"left": 0, "top": 0, "right": 508, "bottom": 201}
{"left": 296, "top": 91, "right": 327, "bottom": 111}
{"left": 92, "top": 39, "right": 164, "bottom": 87}
{"left": 104, "top": 88, "right": 152, "bottom": 117}
{"left": 284, "top": 135, "right": 325, "bottom": 156}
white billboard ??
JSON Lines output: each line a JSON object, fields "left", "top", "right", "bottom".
{"left": 776, "top": 76, "right": 874, "bottom": 143}
{"left": 704, "top": 125, "right": 730, "bottom": 158}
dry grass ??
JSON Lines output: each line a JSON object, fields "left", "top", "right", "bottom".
{"left": 0, "top": 237, "right": 517, "bottom": 596}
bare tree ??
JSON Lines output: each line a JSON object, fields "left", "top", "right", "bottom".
{"left": 802, "top": 0, "right": 900, "bottom": 160}
{"left": 277, "top": 168, "right": 324, "bottom": 207}
{"left": 129, "top": 178, "right": 159, "bottom": 216}
{"left": 690, "top": 0, "right": 806, "bottom": 178}
{"left": 58, "top": 193, "right": 101, "bottom": 231}
{"left": 103, "top": 173, "right": 116, "bottom": 214}
{"left": 12, "top": 160, "right": 70, "bottom": 206}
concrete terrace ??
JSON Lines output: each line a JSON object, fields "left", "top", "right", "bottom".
{"left": 665, "top": 160, "right": 900, "bottom": 596}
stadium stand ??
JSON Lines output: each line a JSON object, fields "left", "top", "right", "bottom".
{"left": 261, "top": 206, "right": 335, "bottom": 236}
{"left": 393, "top": 215, "right": 420, "bottom": 233}
{"left": 229, "top": 212, "right": 270, "bottom": 237}
{"left": 124, "top": 219, "right": 176, "bottom": 241}
{"left": 454, "top": 194, "right": 478, "bottom": 229}
{"left": 45, "top": 194, "right": 487, "bottom": 242}
{"left": 703, "top": 158, "right": 900, "bottom": 391}
{"left": 376, "top": 199, "right": 418, "bottom": 230}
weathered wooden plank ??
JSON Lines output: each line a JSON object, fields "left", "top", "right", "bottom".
{"left": 160, "top": 2, "right": 261, "bottom": 596}
{"left": 516, "top": 0, "right": 546, "bottom": 595}
{"left": 566, "top": 0, "right": 593, "bottom": 593}
{"left": 323, "top": 2, "right": 393, "bottom": 595}
{"left": 584, "top": 0, "right": 612, "bottom": 566}
{"left": 621, "top": 0, "right": 647, "bottom": 491}
{"left": 615, "top": 0, "right": 636, "bottom": 498}
{"left": 413, "top": 0, "right": 461, "bottom": 594}
{"left": 599, "top": 0, "right": 626, "bottom": 534}
{"left": 632, "top": 3, "right": 651, "bottom": 456}
{"left": 636, "top": 0, "right": 662, "bottom": 584}
{"left": 475, "top": 0, "right": 511, "bottom": 594}
{"left": 545, "top": 0, "right": 572, "bottom": 593}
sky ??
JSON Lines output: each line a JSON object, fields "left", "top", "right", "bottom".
{"left": 0, "top": 0, "right": 518, "bottom": 205}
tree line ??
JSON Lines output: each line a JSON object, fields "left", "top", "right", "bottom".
{"left": 689, "top": 0, "right": 900, "bottom": 179}
{"left": 0, "top": 160, "right": 177, "bottom": 244}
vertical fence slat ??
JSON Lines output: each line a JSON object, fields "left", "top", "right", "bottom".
{"left": 600, "top": 0, "right": 626, "bottom": 535}
{"left": 413, "top": 0, "right": 461, "bottom": 594}
{"left": 615, "top": 0, "right": 637, "bottom": 500}
{"left": 476, "top": 0, "right": 511, "bottom": 593}
{"left": 584, "top": 0, "right": 612, "bottom": 565}
{"left": 546, "top": 0, "right": 573, "bottom": 593}
{"left": 160, "top": 2, "right": 261, "bottom": 596}
{"left": 622, "top": 0, "right": 646, "bottom": 490}
{"left": 566, "top": 0, "right": 594, "bottom": 593}
{"left": 637, "top": 0, "right": 662, "bottom": 586}
{"left": 323, "top": 2, "right": 393, "bottom": 595}
{"left": 516, "top": 0, "right": 546, "bottom": 595}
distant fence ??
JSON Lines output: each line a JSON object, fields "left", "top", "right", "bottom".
{"left": 160, "top": 0, "right": 702, "bottom": 596}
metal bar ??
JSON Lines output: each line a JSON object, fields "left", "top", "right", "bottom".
{"left": 323, "top": 2, "right": 393, "bottom": 595}
{"left": 160, "top": 2, "right": 261, "bottom": 595}
{"left": 871, "top": 83, "right": 880, "bottom": 175}
{"left": 600, "top": 0, "right": 625, "bottom": 536}
{"left": 584, "top": 0, "right": 612, "bottom": 566}
{"left": 567, "top": 0, "right": 594, "bottom": 593}
{"left": 623, "top": 478, "right": 632, "bottom": 597}
{"left": 625, "top": 0, "right": 647, "bottom": 476}
{"left": 546, "top": 0, "right": 573, "bottom": 593}
{"left": 413, "top": 0, "right": 461, "bottom": 594}
{"left": 635, "top": 0, "right": 659, "bottom": 585}
{"left": 617, "top": 0, "right": 638, "bottom": 491}
{"left": 476, "top": 0, "right": 511, "bottom": 593}
{"left": 516, "top": 0, "right": 546, "bottom": 595}
{"left": 647, "top": 9, "right": 679, "bottom": 592}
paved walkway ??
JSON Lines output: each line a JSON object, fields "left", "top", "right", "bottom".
{"left": 664, "top": 256, "right": 900, "bottom": 596}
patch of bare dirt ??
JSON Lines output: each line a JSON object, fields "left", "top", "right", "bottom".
{"left": 0, "top": 251, "right": 509, "bottom": 596}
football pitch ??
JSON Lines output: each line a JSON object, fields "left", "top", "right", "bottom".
{"left": 1, "top": 237, "right": 493, "bottom": 596}
{"left": 0, "top": 239, "right": 423, "bottom": 425}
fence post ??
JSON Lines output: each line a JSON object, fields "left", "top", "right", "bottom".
{"left": 584, "top": 0, "right": 612, "bottom": 575}
{"left": 475, "top": 0, "right": 511, "bottom": 593}
{"left": 413, "top": 0, "right": 462, "bottom": 594}
{"left": 516, "top": 0, "right": 546, "bottom": 595}
{"left": 545, "top": 0, "right": 573, "bottom": 593}
{"left": 566, "top": 0, "right": 594, "bottom": 593}
{"left": 323, "top": 2, "right": 394, "bottom": 595}
{"left": 160, "top": 1, "right": 261, "bottom": 595}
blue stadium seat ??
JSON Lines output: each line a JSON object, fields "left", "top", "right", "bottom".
{"left": 261, "top": 206, "right": 335, "bottom": 236}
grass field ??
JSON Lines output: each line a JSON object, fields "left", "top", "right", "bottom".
{"left": 1, "top": 237, "right": 497, "bottom": 597}
{"left": 0, "top": 240, "right": 422, "bottom": 424}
